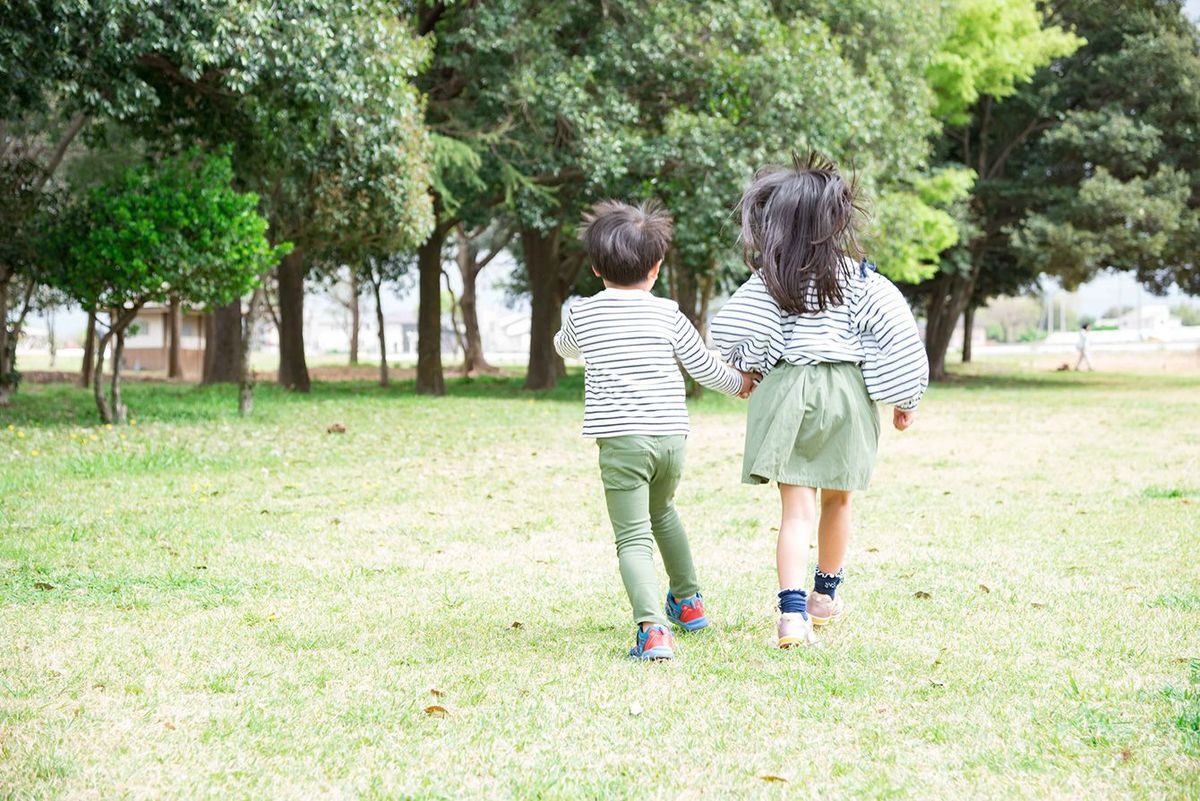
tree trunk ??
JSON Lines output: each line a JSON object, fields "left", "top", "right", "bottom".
{"left": 416, "top": 225, "right": 448, "bottom": 395}
{"left": 456, "top": 228, "right": 498, "bottom": 376}
{"left": 203, "top": 301, "right": 242, "bottom": 384}
{"left": 443, "top": 269, "right": 467, "bottom": 365}
{"left": 239, "top": 289, "right": 263, "bottom": 416}
{"left": 110, "top": 327, "right": 127, "bottom": 423}
{"left": 0, "top": 275, "right": 10, "bottom": 406}
{"left": 276, "top": 248, "right": 310, "bottom": 392}
{"left": 47, "top": 305, "right": 56, "bottom": 368}
{"left": 370, "top": 271, "right": 389, "bottom": 387}
{"left": 93, "top": 325, "right": 114, "bottom": 424}
{"left": 924, "top": 268, "right": 978, "bottom": 382}
{"left": 348, "top": 271, "right": 360, "bottom": 365}
{"left": 167, "top": 294, "right": 183, "bottom": 378}
{"left": 522, "top": 225, "right": 567, "bottom": 391}
{"left": 962, "top": 302, "right": 977, "bottom": 363}
{"left": 80, "top": 311, "right": 96, "bottom": 388}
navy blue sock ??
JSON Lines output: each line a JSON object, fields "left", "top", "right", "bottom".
{"left": 814, "top": 567, "right": 844, "bottom": 599}
{"left": 778, "top": 588, "right": 808, "bottom": 618}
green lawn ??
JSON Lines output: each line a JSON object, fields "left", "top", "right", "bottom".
{"left": 2, "top": 366, "right": 1198, "bottom": 800}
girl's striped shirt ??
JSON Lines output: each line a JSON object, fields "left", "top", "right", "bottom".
{"left": 554, "top": 288, "right": 744, "bottom": 437}
{"left": 710, "top": 264, "right": 928, "bottom": 410}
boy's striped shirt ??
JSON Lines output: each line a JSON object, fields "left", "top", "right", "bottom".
{"left": 554, "top": 288, "right": 743, "bottom": 437}
{"left": 710, "top": 266, "right": 929, "bottom": 410}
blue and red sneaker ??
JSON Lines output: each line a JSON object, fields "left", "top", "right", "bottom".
{"left": 665, "top": 592, "right": 709, "bottom": 632}
{"left": 629, "top": 624, "right": 675, "bottom": 660}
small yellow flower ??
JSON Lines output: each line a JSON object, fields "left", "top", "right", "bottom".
{"left": 130, "top": 420, "right": 137, "bottom": 426}
{"left": 30, "top": 449, "right": 39, "bottom": 457}
{"left": 89, "top": 435, "right": 99, "bottom": 442}
{"left": 6, "top": 424, "right": 13, "bottom": 431}
{"left": 105, "top": 424, "right": 113, "bottom": 430}
{"left": 16, "top": 431, "right": 24, "bottom": 439}
{"left": 119, "top": 434, "right": 126, "bottom": 440}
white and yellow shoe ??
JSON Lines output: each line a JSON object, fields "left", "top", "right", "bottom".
{"left": 807, "top": 591, "right": 844, "bottom": 627}
{"left": 777, "top": 612, "right": 818, "bottom": 649}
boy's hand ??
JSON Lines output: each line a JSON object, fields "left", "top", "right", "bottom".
{"left": 893, "top": 407, "right": 916, "bottom": 431}
{"left": 737, "top": 371, "right": 761, "bottom": 399}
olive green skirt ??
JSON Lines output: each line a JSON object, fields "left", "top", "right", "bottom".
{"left": 742, "top": 361, "right": 880, "bottom": 490}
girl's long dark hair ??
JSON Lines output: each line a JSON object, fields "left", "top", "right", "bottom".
{"left": 736, "top": 152, "right": 865, "bottom": 314}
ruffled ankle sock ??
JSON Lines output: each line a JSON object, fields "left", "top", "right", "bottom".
{"left": 814, "top": 567, "right": 844, "bottom": 599}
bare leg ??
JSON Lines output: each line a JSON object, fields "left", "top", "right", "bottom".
{"left": 817, "top": 489, "right": 853, "bottom": 575}
{"left": 777, "top": 484, "right": 817, "bottom": 589}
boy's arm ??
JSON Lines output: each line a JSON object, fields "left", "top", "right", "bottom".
{"left": 709, "top": 272, "right": 786, "bottom": 375}
{"left": 855, "top": 273, "right": 928, "bottom": 410}
{"left": 553, "top": 305, "right": 582, "bottom": 359}
{"left": 672, "top": 311, "right": 747, "bottom": 397}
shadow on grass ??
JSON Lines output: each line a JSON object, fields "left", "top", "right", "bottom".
{"left": 936, "top": 366, "right": 1182, "bottom": 392}
{"left": 2, "top": 371, "right": 587, "bottom": 428}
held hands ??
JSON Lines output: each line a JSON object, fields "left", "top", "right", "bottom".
{"left": 893, "top": 407, "right": 916, "bottom": 431}
{"left": 737, "top": 371, "right": 762, "bottom": 399}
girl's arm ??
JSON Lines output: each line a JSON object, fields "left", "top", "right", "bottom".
{"left": 671, "top": 311, "right": 745, "bottom": 396}
{"left": 854, "top": 273, "right": 929, "bottom": 410}
{"left": 553, "top": 305, "right": 582, "bottom": 359}
{"left": 710, "top": 272, "right": 786, "bottom": 375}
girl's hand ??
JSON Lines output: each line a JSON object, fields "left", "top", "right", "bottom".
{"left": 737, "top": 371, "right": 761, "bottom": 399}
{"left": 893, "top": 407, "right": 916, "bottom": 431}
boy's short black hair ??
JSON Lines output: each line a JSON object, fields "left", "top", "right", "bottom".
{"left": 579, "top": 199, "right": 673, "bottom": 285}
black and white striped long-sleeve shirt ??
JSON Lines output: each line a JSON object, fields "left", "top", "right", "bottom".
{"left": 710, "top": 264, "right": 929, "bottom": 410}
{"left": 554, "top": 288, "right": 744, "bottom": 437}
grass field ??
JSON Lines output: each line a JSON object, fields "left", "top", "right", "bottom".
{"left": 2, "top": 364, "right": 1198, "bottom": 800}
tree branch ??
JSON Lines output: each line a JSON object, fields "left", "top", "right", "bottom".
{"left": 34, "top": 114, "right": 88, "bottom": 191}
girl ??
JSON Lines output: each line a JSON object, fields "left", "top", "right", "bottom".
{"left": 710, "top": 154, "right": 929, "bottom": 648}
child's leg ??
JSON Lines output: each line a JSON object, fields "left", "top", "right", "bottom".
{"left": 604, "top": 483, "right": 667, "bottom": 628}
{"left": 816, "top": 489, "right": 852, "bottom": 575}
{"left": 813, "top": 489, "right": 852, "bottom": 600}
{"left": 647, "top": 438, "right": 699, "bottom": 601}
{"left": 777, "top": 483, "right": 817, "bottom": 590}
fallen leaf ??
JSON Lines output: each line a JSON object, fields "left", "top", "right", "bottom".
{"left": 629, "top": 701, "right": 643, "bottom": 716}
{"left": 260, "top": 509, "right": 270, "bottom": 515}
{"left": 430, "top": 688, "right": 445, "bottom": 698}
{"left": 914, "top": 591, "right": 932, "bottom": 600}
{"left": 1120, "top": 748, "right": 1133, "bottom": 762}
{"left": 867, "top": 547, "right": 879, "bottom": 553}
{"left": 194, "top": 565, "right": 207, "bottom": 570}
{"left": 510, "top": 621, "right": 524, "bottom": 629}
{"left": 759, "top": 775, "right": 788, "bottom": 783}
{"left": 424, "top": 705, "right": 448, "bottom": 716}
{"left": 929, "top": 679, "right": 945, "bottom": 688}
{"left": 163, "top": 721, "right": 176, "bottom": 731}
{"left": 33, "top": 582, "right": 55, "bottom": 591}
{"left": 327, "top": 423, "right": 346, "bottom": 434}
{"left": 943, "top": 490, "right": 952, "bottom": 495}
{"left": 978, "top": 584, "right": 990, "bottom": 594}
{"left": 266, "top": 612, "right": 278, "bottom": 621}
{"left": 1030, "top": 601, "right": 1046, "bottom": 608}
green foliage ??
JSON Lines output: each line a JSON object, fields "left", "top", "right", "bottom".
{"left": 1172, "top": 304, "right": 1200, "bottom": 326}
{"left": 44, "top": 151, "right": 287, "bottom": 312}
{"left": 929, "top": 0, "right": 1084, "bottom": 124}
{"left": 869, "top": 168, "right": 976, "bottom": 283}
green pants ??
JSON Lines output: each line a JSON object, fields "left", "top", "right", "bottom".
{"left": 597, "top": 435, "right": 700, "bottom": 626}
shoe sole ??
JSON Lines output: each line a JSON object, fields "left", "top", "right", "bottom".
{"left": 630, "top": 646, "right": 674, "bottom": 660}
{"left": 809, "top": 608, "right": 843, "bottom": 627}
{"left": 777, "top": 636, "right": 812, "bottom": 649}
{"left": 666, "top": 613, "right": 709, "bottom": 632}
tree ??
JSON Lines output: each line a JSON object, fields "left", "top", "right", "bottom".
{"left": 358, "top": 253, "right": 412, "bottom": 387}
{"left": 3, "top": 1, "right": 435, "bottom": 393}
{"left": 453, "top": 223, "right": 513, "bottom": 375}
{"left": 44, "top": 151, "right": 286, "bottom": 422}
{"left": 911, "top": 0, "right": 1103, "bottom": 379}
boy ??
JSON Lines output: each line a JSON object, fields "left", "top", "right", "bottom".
{"left": 554, "top": 200, "right": 754, "bottom": 660}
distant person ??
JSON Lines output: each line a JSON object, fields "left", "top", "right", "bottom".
{"left": 553, "top": 200, "right": 756, "bottom": 661}
{"left": 1076, "top": 322, "right": 1094, "bottom": 371}
{"left": 711, "top": 153, "right": 929, "bottom": 649}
